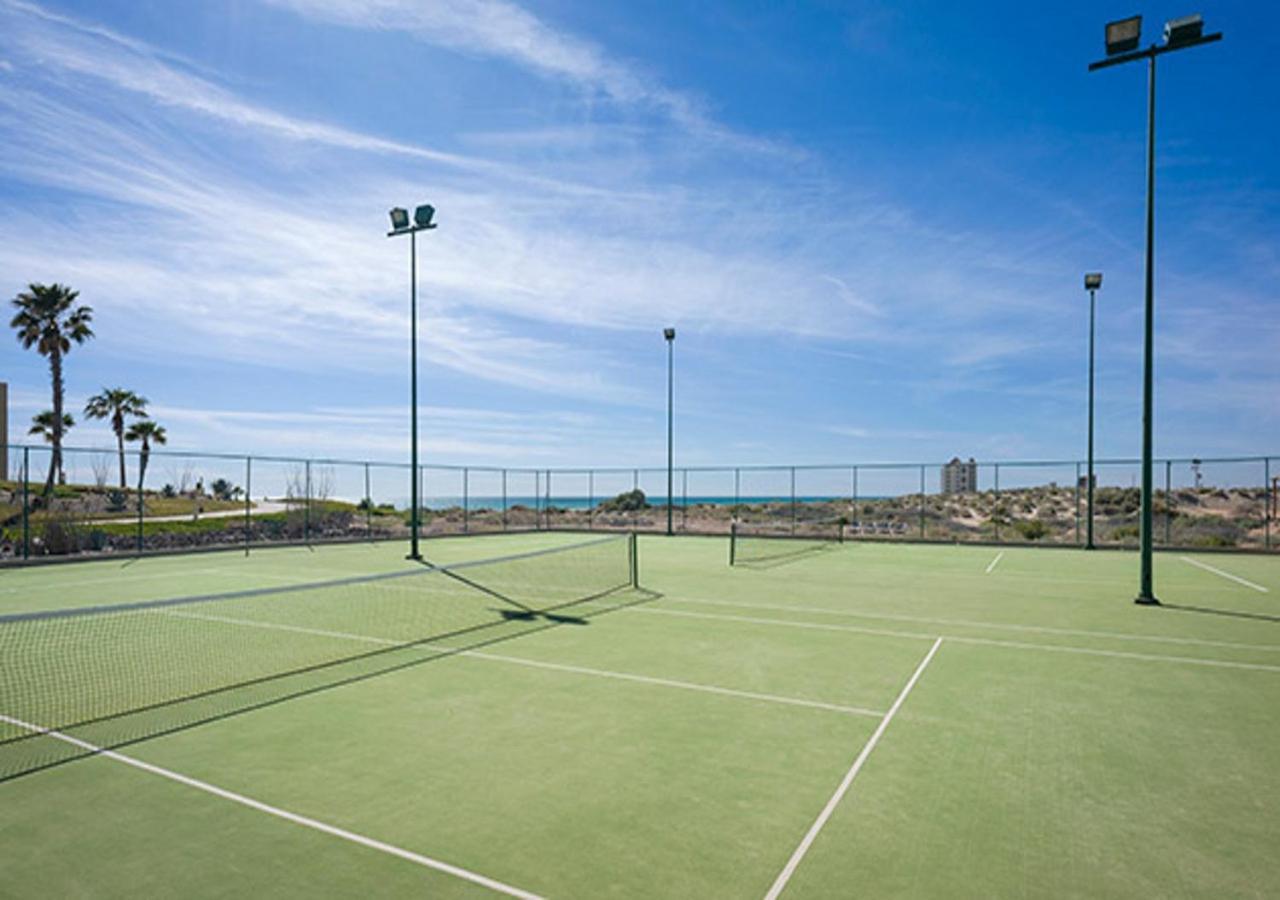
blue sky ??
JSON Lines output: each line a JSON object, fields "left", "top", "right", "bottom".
{"left": 1, "top": 0, "right": 1276, "bottom": 471}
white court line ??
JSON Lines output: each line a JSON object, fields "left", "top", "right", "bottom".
{"left": 0, "top": 567, "right": 230, "bottom": 596}
{"left": 1180, "top": 556, "right": 1269, "bottom": 593}
{"left": 159, "top": 610, "right": 878, "bottom": 716}
{"left": 985, "top": 551, "right": 1004, "bottom": 574}
{"left": 763, "top": 638, "right": 943, "bottom": 900}
{"left": 0, "top": 713, "right": 542, "bottom": 900}
{"left": 665, "top": 596, "right": 1280, "bottom": 654}
{"left": 633, "top": 607, "right": 1280, "bottom": 673}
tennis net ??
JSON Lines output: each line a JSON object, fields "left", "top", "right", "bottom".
{"left": 729, "top": 519, "right": 843, "bottom": 566}
{"left": 0, "top": 533, "right": 638, "bottom": 782}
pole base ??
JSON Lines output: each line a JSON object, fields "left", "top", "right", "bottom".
{"left": 1133, "top": 594, "right": 1161, "bottom": 606}
{"left": 406, "top": 552, "right": 422, "bottom": 561}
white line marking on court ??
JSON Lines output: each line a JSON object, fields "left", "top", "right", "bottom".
{"left": 667, "top": 596, "right": 1280, "bottom": 654}
{"left": 985, "top": 552, "right": 1004, "bottom": 574}
{"left": 457, "top": 652, "right": 884, "bottom": 718}
{"left": 0, "top": 713, "right": 543, "bottom": 900}
{"left": 635, "top": 607, "right": 1280, "bottom": 673}
{"left": 1180, "top": 556, "right": 1269, "bottom": 593}
{"left": 157, "top": 610, "right": 878, "bottom": 716}
{"left": 763, "top": 638, "right": 943, "bottom": 900}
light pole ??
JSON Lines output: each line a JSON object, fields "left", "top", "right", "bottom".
{"left": 664, "top": 327, "right": 676, "bottom": 536}
{"left": 1084, "top": 272, "right": 1102, "bottom": 550}
{"left": 388, "top": 204, "right": 437, "bottom": 561}
{"left": 1089, "top": 14, "right": 1221, "bottom": 606}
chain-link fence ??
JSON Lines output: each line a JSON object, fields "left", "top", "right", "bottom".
{"left": 2, "top": 445, "right": 1275, "bottom": 562}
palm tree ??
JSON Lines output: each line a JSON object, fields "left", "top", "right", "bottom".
{"left": 28, "top": 410, "right": 75, "bottom": 485}
{"left": 124, "top": 419, "right": 167, "bottom": 491}
{"left": 10, "top": 283, "right": 94, "bottom": 495}
{"left": 84, "top": 388, "right": 149, "bottom": 489}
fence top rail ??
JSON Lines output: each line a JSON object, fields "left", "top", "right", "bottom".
{"left": 5, "top": 444, "right": 1275, "bottom": 475}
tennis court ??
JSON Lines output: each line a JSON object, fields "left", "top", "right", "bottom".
{"left": 2, "top": 534, "right": 1279, "bottom": 898}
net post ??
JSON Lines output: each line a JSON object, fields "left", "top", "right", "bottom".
{"left": 629, "top": 531, "right": 639, "bottom": 587}
{"left": 245, "top": 456, "right": 253, "bottom": 556}
{"left": 729, "top": 522, "right": 737, "bottom": 566}
{"left": 21, "top": 446, "right": 30, "bottom": 560}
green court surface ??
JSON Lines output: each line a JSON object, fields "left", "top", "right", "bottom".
{"left": 2, "top": 535, "right": 1279, "bottom": 898}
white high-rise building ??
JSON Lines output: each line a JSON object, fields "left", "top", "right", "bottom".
{"left": 941, "top": 456, "right": 977, "bottom": 494}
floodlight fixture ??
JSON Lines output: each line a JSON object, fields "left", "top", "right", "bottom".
{"left": 414, "top": 204, "right": 436, "bottom": 229}
{"left": 1084, "top": 272, "right": 1103, "bottom": 290}
{"left": 664, "top": 327, "right": 676, "bottom": 341}
{"left": 1105, "top": 15, "right": 1142, "bottom": 55}
{"left": 389, "top": 207, "right": 410, "bottom": 231}
{"left": 1164, "top": 14, "right": 1204, "bottom": 47}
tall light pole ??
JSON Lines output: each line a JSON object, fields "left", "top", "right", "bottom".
{"left": 664, "top": 327, "right": 676, "bottom": 536}
{"left": 1089, "top": 14, "right": 1221, "bottom": 606}
{"left": 1084, "top": 272, "right": 1102, "bottom": 550}
{"left": 388, "top": 204, "right": 437, "bottom": 561}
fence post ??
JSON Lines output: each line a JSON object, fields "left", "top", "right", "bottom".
{"left": 1075, "top": 461, "right": 1081, "bottom": 546}
{"left": 994, "top": 463, "right": 1001, "bottom": 542}
{"left": 734, "top": 467, "right": 740, "bottom": 512}
{"left": 545, "top": 469, "right": 552, "bottom": 530}
{"left": 852, "top": 466, "right": 858, "bottom": 535}
{"left": 790, "top": 466, "right": 797, "bottom": 534}
{"left": 534, "top": 470, "right": 541, "bottom": 530}
{"left": 681, "top": 468, "right": 688, "bottom": 532}
{"left": 21, "top": 446, "right": 29, "bottom": 560}
{"left": 1265, "top": 457, "right": 1271, "bottom": 552}
{"left": 304, "top": 459, "right": 312, "bottom": 543}
{"left": 245, "top": 456, "right": 253, "bottom": 556}
{"left": 463, "top": 467, "right": 469, "bottom": 534}
{"left": 501, "top": 469, "right": 508, "bottom": 532}
{"left": 588, "top": 470, "right": 594, "bottom": 530}
{"left": 919, "top": 464, "right": 926, "bottom": 539}
{"left": 136, "top": 459, "right": 144, "bottom": 556}
{"left": 633, "top": 468, "right": 639, "bottom": 491}
{"left": 1164, "top": 459, "right": 1172, "bottom": 545}
{"left": 363, "top": 463, "right": 372, "bottom": 540}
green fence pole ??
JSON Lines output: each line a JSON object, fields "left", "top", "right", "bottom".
{"left": 1264, "top": 457, "right": 1271, "bottom": 552}
{"left": 1075, "top": 461, "right": 1081, "bottom": 546}
{"left": 364, "top": 463, "right": 372, "bottom": 540}
{"left": 245, "top": 456, "right": 252, "bottom": 556}
{"left": 136, "top": 463, "right": 144, "bottom": 557}
{"left": 919, "top": 464, "right": 926, "bottom": 538}
{"left": 1164, "top": 459, "right": 1172, "bottom": 545}
{"left": 501, "top": 469, "right": 508, "bottom": 532}
{"left": 790, "top": 466, "right": 796, "bottom": 534}
{"left": 681, "top": 468, "right": 687, "bottom": 532}
{"left": 21, "top": 447, "right": 30, "bottom": 560}
{"left": 588, "top": 470, "right": 594, "bottom": 530}
{"left": 994, "top": 463, "right": 1001, "bottom": 542}
{"left": 304, "top": 459, "right": 312, "bottom": 544}
{"left": 463, "top": 467, "right": 469, "bottom": 534}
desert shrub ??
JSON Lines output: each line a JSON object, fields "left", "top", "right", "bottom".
{"left": 106, "top": 489, "right": 129, "bottom": 512}
{"left": 598, "top": 489, "right": 649, "bottom": 513}
{"left": 1014, "top": 519, "right": 1050, "bottom": 541}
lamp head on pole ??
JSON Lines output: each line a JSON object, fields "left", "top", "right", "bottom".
{"left": 1164, "top": 14, "right": 1203, "bottom": 47}
{"left": 1084, "top": 272, "right": 1103, "bottom": 291}
{"left": 1105, "top": 15, "right": 1142, "bottom": 55}
{"left": 663, "top": 327, "right": 676, "bottom": 341}
{"left": 414, "top": 204, "right": 437, "bottom": 229}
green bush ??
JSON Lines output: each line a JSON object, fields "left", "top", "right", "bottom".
{"left": 1014, "top": 519, "right": 1049, "bottom": 541}
{"left": 598, "top": 489, "right": 649, "bottom": 513}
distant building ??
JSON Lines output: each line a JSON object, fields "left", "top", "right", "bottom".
{"left": 941, "top": 457, "right": 977, "bottom": 494}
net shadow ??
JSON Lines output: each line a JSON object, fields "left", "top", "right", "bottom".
{"left": 1160, "top": 603, "right": 1280, "bottom": 624}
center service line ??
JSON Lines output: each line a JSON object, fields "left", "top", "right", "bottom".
{"left": 762, "top": 637, "right": 944, "bottom": 900}
{"left": 985, "top": 551, "right": 1004, "bottom": 574}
